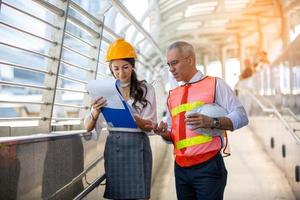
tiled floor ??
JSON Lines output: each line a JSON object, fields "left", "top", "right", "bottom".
{"left": 152, "top": 126, "right": 295, "bottom": 200}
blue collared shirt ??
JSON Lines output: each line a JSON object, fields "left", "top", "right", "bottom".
{"left": 166, "top": 71, "right": 248, "bottom": 131}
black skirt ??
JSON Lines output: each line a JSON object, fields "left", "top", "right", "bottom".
{"left": 103, "top": 131, "right": 152, "bottom": 199}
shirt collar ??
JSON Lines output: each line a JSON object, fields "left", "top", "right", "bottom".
{"left": 179, "top": 70, "right": 205, "bottom": 85}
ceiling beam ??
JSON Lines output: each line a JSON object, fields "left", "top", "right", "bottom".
{"left": 214, "top": 0, "right": 224, "bottom": 13}
{"left": 160, "top": 27, "right": 237, "bottom": 39}
{"left": 161, "top": 0, "right": 216, "bottom": 20}
{"left": 161, "top": 12, "right": 257, "bottom": 32}
{"left": 284, "top": 0, "right": 300, "bottom": 13}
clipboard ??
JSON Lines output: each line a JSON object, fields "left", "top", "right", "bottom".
{"left": 86, "top": 79, "right": 137, "bottom": 129}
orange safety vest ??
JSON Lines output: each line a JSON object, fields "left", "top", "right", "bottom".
{"left": 167, "top": 76, "right": 224, "bottom": 167}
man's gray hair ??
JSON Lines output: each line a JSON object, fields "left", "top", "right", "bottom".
{"left": 167, "top": 41, "right": 195, "bottom": 57}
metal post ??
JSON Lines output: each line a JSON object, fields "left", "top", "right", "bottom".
{"left": 203, "top": 53, "right": 208, "bottom": 75}
{"left": 237, "top": 33, "right": 244, "bottom": 72}
{"left": 39, "top": 0, "right": 70, "bottom": 132}
{"left": 273, "top": 0, "right": 291, "bottom": 49}
{"left": 110, "top": 0, "right": 164, "bottom": 62}
{"left": 220, "top": 46, "right": 226, "bottom": 81}
{"left": 257, "top": 19, "right": 264, "bottom": 52}
{"left": 80, "top": 14, "right": 105, "bottom": 122}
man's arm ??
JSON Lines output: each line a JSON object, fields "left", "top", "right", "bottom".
{"left": 153, "top": 121, "right": 172, "bottom": 142}
{"left": 215, "top": 78, "right": 249, "bottom": 130}
{"left": 185, "top": 114, "right": 233, "bottom": 131}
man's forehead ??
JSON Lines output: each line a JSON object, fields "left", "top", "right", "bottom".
{"left": 167, "top": 48, "right": 181, "bottom": 58}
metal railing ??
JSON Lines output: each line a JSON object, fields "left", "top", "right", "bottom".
{"left": 110, "top": 0, "right": 164, "bottom": 62}
{"left": 0, "top": 0, "right": 166, "bottom": 134}
{"left": 65, "top": 31, "right": 96, "bottom": 48}
{"left": 2, "top": 1, "right": 60, "bottom": 30}
{"left": 281, "top": 107, "right": 300, "bottom": 122}
{"left": 101, "top": 24, "right": 155, "bottom": 69}
{"left": 73, "top": 174, "right": 106, "bottom": 200}
{"left": 0, "top": 60, "right": 50, "bottom": 74}
{"left": 0, "top": 0, "right": 104, "bottom": 131}
{"left": 0, "top": 41, "right": 56, "bottom": 60}
{"left": 0, "top": 21, "right": 58, "bottom": 45}
{"left": 49, "top": 155, "right": 104, "bottom": 199}
{"left": 239, "top": 88, "right": 300, "bottom": 145}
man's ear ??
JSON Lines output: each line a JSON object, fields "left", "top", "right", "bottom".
{"left": 187, "top": 56, "right": 193, "bottom": 65}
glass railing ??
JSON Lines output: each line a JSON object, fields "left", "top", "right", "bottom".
{"left": 0, "top": 0, "right": 166, "bottom": 136}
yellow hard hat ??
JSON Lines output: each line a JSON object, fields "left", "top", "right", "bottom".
{"left": 105, "top": 38, "right": 137, "bottom": 62}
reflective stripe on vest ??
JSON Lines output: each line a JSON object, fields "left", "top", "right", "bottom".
{"left": 171, "top": 101, "right": 204, "bottom": 117}
{"left": 176, "top": 135, "right": 213, "bottom": 150}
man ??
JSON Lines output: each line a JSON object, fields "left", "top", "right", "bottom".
{"left": 154, "top": 41, "right": 248, "bottom": 200}
{"left": 239, "top": 59, "right": 253, "bottom": 80}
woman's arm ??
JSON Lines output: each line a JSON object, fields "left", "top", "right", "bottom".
{"left": 135, "top": 83, "right": 157, "bottom": 133}
{"left": 84, "top": 96, "right": 107, "bottom": 132}
{"left": 133, "top": 115, "right": 154, "bottom": 132}
{"left": 84, "top": 110, "right": 99, "bottom": 132}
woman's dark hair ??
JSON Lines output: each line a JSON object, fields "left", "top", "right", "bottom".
{"left": 110, "top": 58, "right": 150, "bottom": 112}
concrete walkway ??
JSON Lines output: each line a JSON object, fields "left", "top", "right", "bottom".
{"left": 152, "top": 126, "right": 295, "bottom": 200}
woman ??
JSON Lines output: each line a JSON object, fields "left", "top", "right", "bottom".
{"left": 84, "top": 38, "right": 157, "bottom": 200}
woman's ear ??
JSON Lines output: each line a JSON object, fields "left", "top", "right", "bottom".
{"left": 109, "top": 64, "right": 116, "bottom": 78}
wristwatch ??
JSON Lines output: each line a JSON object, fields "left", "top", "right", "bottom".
{"left": 212, "top": 117, "right": 221, "bottom": 128}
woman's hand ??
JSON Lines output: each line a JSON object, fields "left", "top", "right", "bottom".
{"left": 134, "top": 115, "right": 154, "bottom": 132}
{"left": 84, "top": 96, "right": 107, "bottom": 132}
{"left": 91, "top": 96, "right": 107, "bottom": 120}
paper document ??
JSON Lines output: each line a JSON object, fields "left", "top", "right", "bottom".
{"left": 87, "top": 79, "right": 124, "bottom": 109}
{"left": 86, "top": 79, "right": 137, "bottom": 129}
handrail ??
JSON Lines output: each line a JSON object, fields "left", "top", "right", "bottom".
{"left": 73, "top": 174, "right": 106, "bottom": 200}
{"left": 58, "top": 74, "right": 88, "bottom": 85}
{"left": 0, "top": 100, "right": 49, "bottom": 105}
{"left": 110, "top": 0, "right": 164, "bottom": 62}
{"left": 54, "top": 103, "right": 88, "bottom": 109}
{"left": 239, "top": 88, "right": 300, "bottom": 145}
{"left": 56, "top": 87, "right": 88, "bottom": 94}
{"left": 244, "top": 91, "right": 274, "bottom": 113}
{"left": 2, "top": 1, "right": 60, "bottom": 30}
{"left": 0, "top": 80, "right": 52, "bottom": 90}
{"left": 0, "top": 100, "right": 88, "bottom": 110}
{"left": 0, "top": 41, "right": 56, "bottom": 60}
{"left": 263, "top": 97, "right": 300, "bottom": 145}
{"left": 32, "top": 0, "right": 64, "bottom": 16}
{"left": 0, "top": 21, "right": 57, "bottom": 45}
{"left": 63, "top": 45, "right": 96, "bottom": 61}
{"left": 101, "top": 15, "right": 162, "bottom": 67}
{"left": 61, "top": 60, "right": 93, "bottom": 73}
{"left": 281, "top": 107, "right": 300, "bottom": 122}
{"left": 49, "top": 155, "right": 104, "bottom": 199}
{"left": 52, "top": 117, "right": 84, "bottom": 121}
{"left": 65, "top": 31, "right": 96, "bottom": 48}
{"left": 0, "top": 117, "right": 84, "bottom": 122}
{"left": 68, "top": 15, "right": 100, "bottom": 38}
{"left": 69, "top": 0, "right": 101, "bottom": 27}
{"left": 0, "top": 117, "right": 43, "bottom": 121}
{"left": 0, "top": 60, "right": 50, "bottom": 75}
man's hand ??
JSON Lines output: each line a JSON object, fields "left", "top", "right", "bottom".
{"left": 153, "top": 121, "right": 172, "bottom": 141}
{"left": 185, "top": 113, "right": 234, "bottom": 131}
{"left": 185, "top": 113, "right": 213, "bottom": 130}
{"left": 134, "top": 115, "right": 154, "bottom": 132}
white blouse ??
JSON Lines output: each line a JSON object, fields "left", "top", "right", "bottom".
{"left": 86, "top": 82, "right": 157, "bottom": 139}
